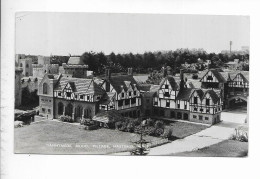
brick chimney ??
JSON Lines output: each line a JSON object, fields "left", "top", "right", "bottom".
{"left": 127, "top": 68, "right": 133, "bottom": 76}
{"left": 105, "top": 69, "right": 111, "bottom": 80}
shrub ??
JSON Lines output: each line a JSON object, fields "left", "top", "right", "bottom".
{"left": 146, "top": 118, "right": 154, "bottom": 127}
{"left": 119, "top": 121, "right": 128, "bottom": 131}
{"left": 127, "top": 122, "right": 135, "bottom": 132}
{"left": 133, "top": 118, "right": 141, "bottom": 126}
{"left": 80, "top": 118, "right": 91, "bottom": 125}
{"left": 229, "top": 129, "right": 248, "bottom": 142}
{"left": 59, "top": 115, "right": 73, "bottom": 123}
{"left": 134, "top": 125, "right": 143, "bottom": 134}
{"left": 162, "top": 127, "right": 173, "bottom": 139}
{"left": 154, "top": 128, "right": 164, "bottom": 136}
{"left": 154, "top": 120, "right": 164, "bottom": 129}
{"left": 144, "top": 126, "right": 156, "bottom": 136}
{"left": 85, "top": 124, "right": 99, "bottom": 130}
{"left": 115, "top": 121, "right": 123, "bottom": 130}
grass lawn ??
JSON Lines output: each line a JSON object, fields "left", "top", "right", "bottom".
{"left": 166, "top": 121, "right": 208, "bottom": 140}
{"left": 173, "top": 140, "right": 248, "bottom": 157}
{"left": 14, "top": 120, "right": 164, "bottom": 154}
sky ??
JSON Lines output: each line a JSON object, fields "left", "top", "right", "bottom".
{"left": 15, "top": 12, "right": 250, "bottom": 56}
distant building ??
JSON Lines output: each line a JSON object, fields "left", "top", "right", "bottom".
{"left": 59, "top": 57, "right": 89, "bottom": 78}
{"left": 18, "top": 58, "right": 33, "bottom": 77}
{"left": 15, "top": 68, "right": 23, "bottom": 107}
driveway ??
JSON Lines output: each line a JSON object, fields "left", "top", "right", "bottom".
{"left": 221, "top": 110, "right": 247, "bottom": 124}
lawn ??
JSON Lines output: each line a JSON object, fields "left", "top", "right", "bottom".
{"left": 14, "top": 120, "right": 165, "bottom": 154}
{"left": 173, "top": 140, "right": 248, "bottom": 157}
{"left": 166, "top": 121, "right": 208, "bottom": 140}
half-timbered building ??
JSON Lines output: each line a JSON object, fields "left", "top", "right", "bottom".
{"left": 99, "top": 68, "right": 142, "bottom": 118}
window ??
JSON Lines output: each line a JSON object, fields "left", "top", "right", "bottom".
{"left": 48, "top": 109, "right": 51, "bottom": 114}
{"left": 194, "top": 107, "right": 197, "bottom": 111}
{"left": 121, "top": 93, "right": 125, "bottom": 98}
{"left": 80, "top": 95, "right": 84, "bottom": 99}
{"left": 193, "top": 115, "right": 197, "bottom": 119}
{"left": 207, "top": 75, "right": 213, "bottom": 81}
{"left": 154, "top": 101, "right": 158, "bottom": 105}
{"left": 75, "top": 95, "right": 78, "bottom": 99}
{"left": 199, "top": 115, "right": 203, "bottom": 120}
{"left": 177, "top": 104, "right": 180, "bottom": 109}
{"left": 184, "top": 104, "right": 187, "bottom": 109}
{"left": 87, "top": 95, "right": 90, "bottom": 100}
{"left": 164, "top": 92, "right": 170, "bottom": 97}
{"left": 131, "top": 98, "right": 136, "bottom": 104}
{"left": 58, "top": 92, "right": 61, "bottom": 96}
{"left": 166, "top": 100, "right": 170, "bottom": 107}
{"left": 43, "top": 83, "right": 48, "bottom": 94}
{"left": 41, "top": 99, "right": 44, "bottom": 101}
{"left": 165, "top": 85, "right": 169, "bottom": 89}
{"left": 67, "top": 92, "right": 71, "bottom": 97}
{"left": 42, "top": 108, "right": 46, "bottom": 113}
{"left": 205, "top": 117, "right": 209, "bottom": 120}
{"left": 194, "top": 97, "right": 198, "bottom": 104}
{"left": 129, "top": 92, "right": 132, "bottom": 96}
{"left": 240, "top": 82, "right": 243, "bottom": 85}
{"left": 200, "top": 108, "right": 203, "bottom": 112}
{"left": 102, "top": 106, "right": 106, "bottom": 109}
{"left": 125, "top": 99, "right": 130, "bottom": 105}
{"left": 134, "top": 91, "right": 137, "bottom": 95}
{"left": 206, "top": 108, "right": 210, "bottom": 113}
{"left": 206, "top": 99, "right": 210, "bottom": 106}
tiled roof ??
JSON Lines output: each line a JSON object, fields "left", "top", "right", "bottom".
{"left": 100, "top": 92, "right": 116, "bottom": 105}
{"left": 159, "top": 76, "right": 180, "bottom": 90}
{"left": 176, "top": 88, "right": 194, "bottom": 101}
{"left": 108, "top": 75, "right": 139, "bottom": 93}
{"left": 186, "top": 79, "right": 201, "bottom": 89}
{"left": 203, "top": 90, "right": 220, "bottom": 104}
{"left": 210, "top": 70, "right": 227, "bottom": 83}
{"left": 67, "top": 57, "right": 84, "bottom": 65}
{"left": 55, "top": 76, "right": 105, "bottom": 95}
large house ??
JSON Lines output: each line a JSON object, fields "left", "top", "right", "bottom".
{"left": 152, "top": 69, "right": 222, "bottom": 124}
{"left": 99, "top": 68, "right": 142, "bottom": 118}
{"left": 199, "top": 69, "right": 249, "bottom": 108}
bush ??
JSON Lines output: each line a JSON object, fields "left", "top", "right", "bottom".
{"left": 144, "top": 126, "right": 156, "bottom": 136}
{"left": 146, "top": 118, "right": 154, "bottom": 127}
{"left": 133, "top": 118, "right": 141, "bottom": 126}
{"left": 85, "top": 124, "right": 99, "bottom": 130}
{"left": 162, "top": 127, "right": 173, "bottom": 139}
{"left": 59, "top": 115, "right": 73, "bottom": 123}
{"left": 80, "top": 118, "right": 91, "bottom": 125}
{"left": 119, "top": 121, "right": 128, "bottom": 131}
{"left": 154, "top": 128, "right": 164, "bottom": 137}
{"left": 127, "top": 122, "right": 135, "bottom": 132}
{"left": 134, "top": 125, "right": 143, "bottom": 134}
{"left": 115, "top": 121, "right": 123, "bottom": 130}
{"left": 154, "top": 120, "right": 164, "bottom": 129}
{"left": 230, "top": 129, "right": 248, "bottom": 142}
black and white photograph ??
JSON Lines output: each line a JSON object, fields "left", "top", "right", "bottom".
{"left": 13, "top": 12, "right": 250, "bottom": 156}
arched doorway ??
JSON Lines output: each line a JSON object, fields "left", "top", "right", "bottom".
{"left": 58, "top": 102, "right": 64, "bottom": 115}
{"left": 228, "top": 96, "right": 247, "bottom": 109}
{"left": 75, "top": 105, "right": 83, "bottom": 120}
{"left": 84, "top": 108, "right": 92, "bottom": 119}
{"left": 183, "top": 113, "right": 189, "bottom": 120}
{"left": 65, "top": 103, "right": 73, "bottom": 117}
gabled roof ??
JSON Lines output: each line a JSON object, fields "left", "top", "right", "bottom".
{"left": 210, "top": 70, "right": 227, "bottom": 83}
{"left": 107, "top": 75, "right": 139, "bottom": 93}
{"left": 159, "top": 76, "right": 180, "bottom": 90}
{"left": 203, "top": 90, "right": 220, "bottom": 104}
{"left": 176, "top": 88, "right": 194, "bottom": 101}
{"left": 100, "top": 92, "right": 116, "bottom": 105}
{"left": 55, "top": 76, "right": 105, "bottom": 95}
{"left": 186, "top": 79, "right": 201, "bottom": 89}
{"left": 239, "top": 71, "right": 249, "bottom": 83}
{"left": 67, "top": 57, "right": 84, "bottom": 65}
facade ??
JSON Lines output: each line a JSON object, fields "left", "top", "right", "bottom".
{"left": 38, "top": 74, "right": 105, "bottom": 121}
{"left": 99, "top": 68, "right": 142, "bottom": 118}
{"left": 152, "top": 69, "right": 222, "bottom": 125}
{"left": 32, "top": 64, "right": 59, "bottom": 78}
{"left": 59, "top": 57, "right": 90, "bottom": 78}
{"left": 15, "top": 68, "right": 23, "bottom": 107}
{"left": 199, "top": 69, "right": 249, "bottom": 108}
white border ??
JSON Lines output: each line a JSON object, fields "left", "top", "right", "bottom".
{"left": 1, "top": 0, "right": 260, "bottom": 179}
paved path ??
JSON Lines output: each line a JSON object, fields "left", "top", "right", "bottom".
{"left": 148, "top": 121, "right": 241, "bottom": 155}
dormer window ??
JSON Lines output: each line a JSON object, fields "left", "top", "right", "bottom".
{"left": 129, "top": 92, "right": 132, "bottom": 96}
{"left": 165, "top": 85, "right": 169, "bottom": 89}
{"left": 80, "top": 95, "right": 84, "bottom": 99}
{"left": 67, "top": 92, "right": 71, "bottom": 97}
{"left": 206, "top": 99, "right": 210, "bottom": 106}
{"left": 134, "top": 91, "right": 137, "bottom": 96}
{"left": 194, "top": 97, "right": 198, "bottom": 104}
{"left": 58, "top": 92, "right": 61, "bottom": 96}
{"left": 121, "top": 93, "right": 125, "bottom": 98}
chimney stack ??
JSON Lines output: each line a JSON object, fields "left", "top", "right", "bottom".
{"left": 127, "top": 68, "right": 133, "bottom": 76}
{"left": 162, "top": 67, "right": 167, "bottom": 77}
{"left": 180, "top": 69, "right": 184, "bottom": 81}
{"left": 105, "top": 69, "right": 111, "bottom": 80}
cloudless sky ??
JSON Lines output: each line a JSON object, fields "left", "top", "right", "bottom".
{"left": 15, "top": 12, "right": 249, "bottom": 56}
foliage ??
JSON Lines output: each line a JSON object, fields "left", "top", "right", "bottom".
{"left": 154, "top": 128, "right": 164, "bottom": 137}
{"left": 144, "top": 126, "right": 156, "bottom": 136}
{"left": 59, "top": 115, "right": 73, "bottom": 123}
{"left": 21, "top": 88, "right": 39, "bottom": 106}
{"left": 126, "top": 122, "right": 135, "bottom": 132}
{"left": 154, "top": 120, "right": 164, "bottom": 129}
{"left": 230, "top": 128, "right": 248, "bottom": 142}
{"left": 134, "top": 125, "right": 143, "bottom": 134}
{"left": 162, "top": 127, "right": 173, "bottom": 139}
{"left": 146, "top": 118, "right": 155, "bottom": 127}
{"left": 115, "top": 121, "right": 123, "bottom": 130}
